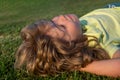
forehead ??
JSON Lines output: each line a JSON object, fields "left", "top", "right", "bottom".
{"left": 38, "top": 20, "right": 56, "bottom": 29}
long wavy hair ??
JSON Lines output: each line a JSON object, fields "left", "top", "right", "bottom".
{"left": 14, "top": 19, "right": 109, "bottom": 76}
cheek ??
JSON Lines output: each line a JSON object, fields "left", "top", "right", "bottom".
{"left": 66, "top": 23, "right": 81, "bottom": 40}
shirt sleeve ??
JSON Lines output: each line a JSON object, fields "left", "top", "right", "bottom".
{"left": 102, "top": 43, "right": 120, "bottom": 58}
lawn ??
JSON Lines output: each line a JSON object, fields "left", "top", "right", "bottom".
{"left": 0, "top": 0, "right": 120, "bottom": 80}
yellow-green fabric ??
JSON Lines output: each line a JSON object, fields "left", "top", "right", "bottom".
{"left": 79, "top": 7, "right": 120, "bottom": 58}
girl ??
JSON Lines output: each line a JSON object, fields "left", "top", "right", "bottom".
{"left": 14, "top": 7, "right": 120, "bottom": 77}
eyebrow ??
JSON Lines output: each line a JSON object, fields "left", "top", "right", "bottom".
{"left": 51, "top": 20, "right": 66, "bottom": 31}
{"left": 50, "top": 20, "right": 57, "bottom": 27}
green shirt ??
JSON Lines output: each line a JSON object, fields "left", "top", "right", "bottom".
{"left": 79, "top": 7, "right": 120, "bottom": 58}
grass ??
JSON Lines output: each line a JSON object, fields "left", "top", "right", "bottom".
{"left": 0, "top": 0, "right": 120, "bottom": 80}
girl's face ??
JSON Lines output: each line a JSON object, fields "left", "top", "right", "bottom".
{"left": 46, "top": 14, "right": 82, "bottom": 41}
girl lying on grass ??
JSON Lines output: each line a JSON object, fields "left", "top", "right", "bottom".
{"left": 14, "top": 7, "right": 120, "bottom": 77}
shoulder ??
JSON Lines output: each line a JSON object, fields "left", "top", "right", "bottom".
{"left": 112, "top": 49, "right": 120, "bottom": 59}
